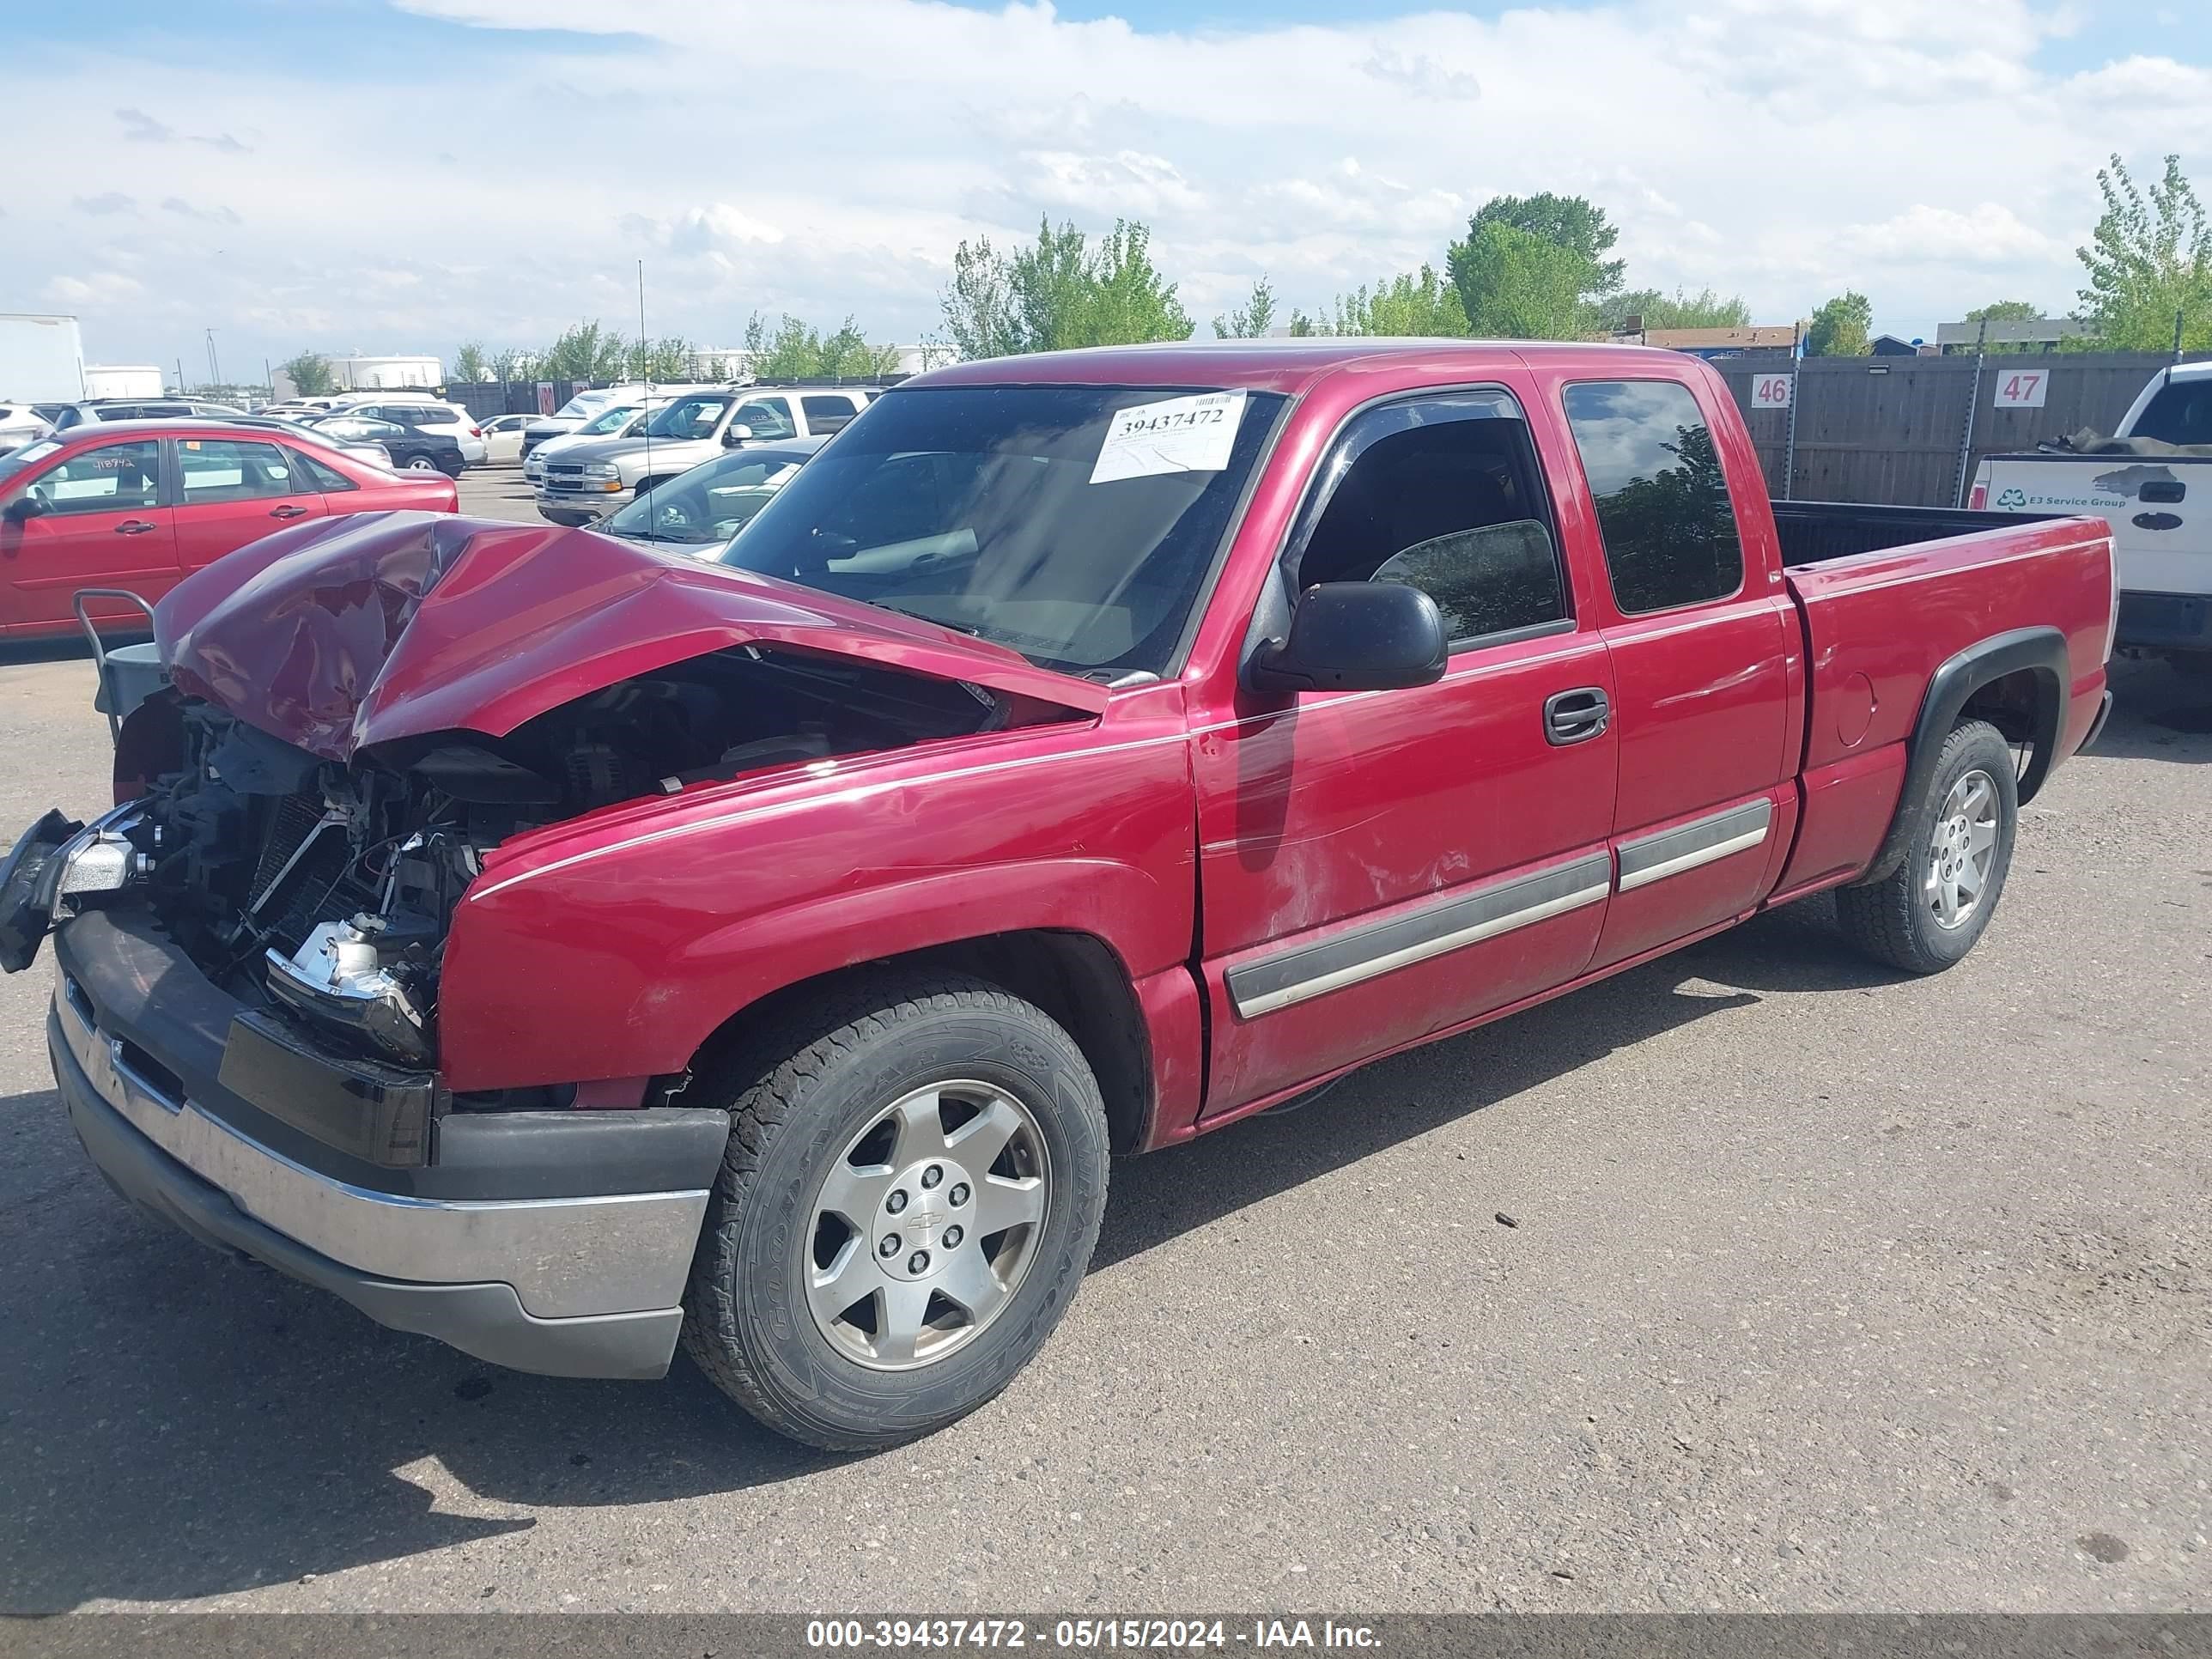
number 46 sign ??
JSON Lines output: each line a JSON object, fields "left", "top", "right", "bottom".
{"left": 1750, "top": 372, "right": 1793, "bottom": 409}
{"left": 1994, "top": 369, "right": 2048, "bottom": 408}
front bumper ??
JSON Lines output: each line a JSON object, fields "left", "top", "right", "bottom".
{"left": 537, "top": 485, "right": 633, "bottom": 525}
{"left": 46, "top": 908, "right": 728, "bottom": 1379}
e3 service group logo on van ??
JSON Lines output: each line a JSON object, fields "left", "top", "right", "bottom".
{"left": 1995, "top": 487, "right": 2028, "bottom": 509}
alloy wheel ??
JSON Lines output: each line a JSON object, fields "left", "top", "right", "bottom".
{"left": 804, "top": 1080, "right": 1050, "bottom": 1370}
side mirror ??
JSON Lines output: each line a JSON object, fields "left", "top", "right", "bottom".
{"left": 3, "top": 494, "right": 50, "bottom": 523}
{"left": 721, "top": 423, "right": 756, "bottom": 447}
{"left": 1247, "top": 581, "right": 1448, "bottom": 695}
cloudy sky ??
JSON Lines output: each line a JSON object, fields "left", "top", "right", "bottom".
{"left": 6, "top": 0, "right": 2212, "bottom": 378}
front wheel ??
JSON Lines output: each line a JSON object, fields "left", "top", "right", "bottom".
{"left": 404, "top": 453, "right": 439, "bottom": 472}
{"left": 1837, "top": 718, "right": 2018, "bottom": 973}
{"left": 681, "top": 970, "right": 1109, "bottom": 1450}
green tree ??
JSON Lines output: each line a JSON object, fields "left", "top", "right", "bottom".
{"left": 1468, "top": 192, "right": 1626, "bottom": 294}
{"left": 1602, "top": 287, "right": 1752, "bottom": 331}
{"left": 278, "top": 350, "right": 334, "bottom": 396}
{"left": 489, "top": 347, "right": 529, "bottom": 383}
{"left": 2074, "top": 154, "right": 2212, "bottom": 350}
{"left": 1285, "top": 309, "right": 1322, "bottom": 337}
{"left": 742, "top": 313, "right": 898, "bottom": 380}
{"left": 1804, "top": 290, "right": 1874, "bottom": 356}
{"left": 1326, "top": 265, "right": 1470, "bottom": 336}
{"left": 451, "top": 341, "right": 490, "bottom": 382}
{"left": 1448, "top": 224, "right": 1591, "bottom": 338}
{"left": 538, "top": 321, "right": 629, "bottom": 380}
{"left": 629, "top": 336, "right": 699, "bottom": 380}
{"left": 1213, "top": 275, "right": 1277, "bottom": 338}
{"left": 939, "top": 234, "right": 1024, "bottom": 361}
{"left": 939, "top": 216, "right": 1191, "bottom": 358}
{"left": 1449, "top": 192, "right": 1623, "bottom": 333}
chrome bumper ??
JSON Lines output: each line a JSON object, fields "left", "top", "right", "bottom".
{"left": 49, "top": 975, "right": 712, "bottom": 1377}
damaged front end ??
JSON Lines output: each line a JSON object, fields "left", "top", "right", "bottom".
{"left": 7, "top": 514, "right": 1103, "bottom": 1085}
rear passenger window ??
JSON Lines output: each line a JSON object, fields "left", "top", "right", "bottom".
{"left": 801, "top": 395, "right": 856, "bottom": 434}
{"left": 178, "top": 438, "right": 298, "bottom": 502}
{"left": 1561, "top": 380, "right": 1742, "bottom": 615}
{"left": 289, "top": 449, "right": 356, "bottom": 491}
{"left": 1289, "top": 389, "right": 1569, "bottom": 647}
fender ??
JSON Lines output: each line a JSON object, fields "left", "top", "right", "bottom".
{"left": 1856, "top": 626, "right": 2066, "bottom": 886}
{"left": 437, "top": 855, "right": 1183, "bottom": 1091}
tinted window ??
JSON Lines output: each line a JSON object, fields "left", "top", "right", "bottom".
{"left": 721, "top": 384, "right": 1286, "bottom": 675}
{"left": 1291, "top": 392, "right": 1566, "bottom": 645}
{"left": 2130, "top": 382, "right": 2212, "bottom": 446}
{"left": 801, "top": 395, "right": 857, "bottom": 434}
{"left": 1562, "top": 380, "right": 1743, "bottom": 615}
{"left": 289, "top": 449, "right": 356, "bottom": 491}
{"left": 178, "top": 438, "right": 301, "bottom": 502}
{"left": 21, "top": 440, "right": 162, "bottom": 514}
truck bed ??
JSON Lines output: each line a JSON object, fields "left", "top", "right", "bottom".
{"left": 1772, "top": 500, "right": 2057, "bottom": 567}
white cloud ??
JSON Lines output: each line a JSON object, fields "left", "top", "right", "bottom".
{"left": 0, "top": 0, "right": 2183, "bottom": 362}
{"left": 43, "top": 272, "right": 147, "bottom": 304}
{"left": 1837, "top": 204, "right": 2063, "bottom": 267}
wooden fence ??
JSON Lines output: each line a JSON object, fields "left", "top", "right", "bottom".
{"left": 1711, "top": 351, "right": 2212, "bottom": 507}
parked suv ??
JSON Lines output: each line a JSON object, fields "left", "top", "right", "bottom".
{"left": 325, "top": 398, "right": 485, "bottom": 466}
{"left": 522, "top": 399, "right": 660, "bottom": 489}
{"left": 535, "top": 386, "right": 870, "bottom": 526}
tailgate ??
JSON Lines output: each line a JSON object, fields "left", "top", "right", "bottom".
{"left": 1980, "top": 453, "right": 2212, "bottom": 598}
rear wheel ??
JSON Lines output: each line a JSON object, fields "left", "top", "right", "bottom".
{"left": 404, "top": 453, "right": 439, "bottom": 472}
{"left": 681, "top": 970, "right": 1109, "bottom": 1450}
{"left": 1837, "top": 718, "right": 2017, "bottom": 974}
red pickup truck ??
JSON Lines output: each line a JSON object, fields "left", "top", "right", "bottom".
{"left": 0, "top": 342, "right": 2115, "bottom": 1450}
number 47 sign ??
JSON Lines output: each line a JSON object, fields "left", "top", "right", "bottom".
{"left": 1994, "top": 368, "right": 2048, "bottom": 408}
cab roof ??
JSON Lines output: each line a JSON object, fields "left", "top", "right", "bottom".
{"left": 904, "top": 337, "right": 1691, "bottom": 396}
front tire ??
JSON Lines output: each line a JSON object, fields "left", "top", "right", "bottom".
{"left": 681, "top": 970, "right": 1110, "bottom": 1450}
{"left": 1837, "top": 718, "right": 2018, "bottom": 974}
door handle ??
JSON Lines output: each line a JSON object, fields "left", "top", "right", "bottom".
{"left": 113, "top": 520, "right": 158, "bottom": 537}
{"left": 2140, "top": 480, "right": 2186, "bottom": 503}
{"left": 1544, "top": 686, "right": 1610, "bottom": 744}
{"left": 269, "top": 504, "right": 310, "bottom": 520}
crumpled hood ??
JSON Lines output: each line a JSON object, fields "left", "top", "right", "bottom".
{"left": 154, "top": 512, "right": 1107, "bottom": 762}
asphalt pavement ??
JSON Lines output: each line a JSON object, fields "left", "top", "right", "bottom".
{"left": 1, "top": 471, "right": 2206, "bottom": 1613}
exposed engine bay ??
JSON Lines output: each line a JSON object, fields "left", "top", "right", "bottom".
{"left": 97, "top": 646, "right": 1007, "bottom": 1069}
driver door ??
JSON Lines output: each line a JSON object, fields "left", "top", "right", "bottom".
{"left": 1192, "top": 385, "right": 1619, "bottom": 1114}
{"left": 0, "top": 437, "right": 179, "bottom": 636}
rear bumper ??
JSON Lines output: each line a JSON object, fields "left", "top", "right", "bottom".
{"left": 46, "top": 911, "right": 729, "bottom": 1379}
{"left": 2118, "top": 590, "right": 2212, "bottom": 652}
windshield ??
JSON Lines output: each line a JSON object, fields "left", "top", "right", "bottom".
{"left": 717, "top": 384, "right": 1285, "bottom": 676}
{"left": 0, "top": 440, "right": 64, "bottom": 483}
{"left": 553, "top": 394, "right": 613, "bottom": 420}
{"left": 645, "top": 394, "right": 736, "bottom": 441}
{"left": 602, "top": 450, "right": 809, "bottom": 545}
{"left": 578, "top": 404, "right": 642, "bottom": 436}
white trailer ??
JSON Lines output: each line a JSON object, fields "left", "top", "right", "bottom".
{"left": 0, "top": 313, "right": 87, "bottom": 401}
{"left": 82, "top": 363, "right": 166, "bottom": 398}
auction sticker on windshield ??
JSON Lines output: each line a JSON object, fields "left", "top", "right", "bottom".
{"left": 1090, "top": 390, "right": 1247, "bottom": 483}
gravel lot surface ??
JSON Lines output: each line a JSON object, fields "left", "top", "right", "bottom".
{"left": 2, "top": 469, "right": 2207, "bottom": 1613}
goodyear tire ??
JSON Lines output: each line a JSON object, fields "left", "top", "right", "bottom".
{"left": 681, "top": 970, "right": 1109, "bottom": 1450}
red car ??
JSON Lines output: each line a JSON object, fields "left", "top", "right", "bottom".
{"left": 0, "top": 419, "right": 458, "bottom": 639}
{"left": 3, "top": 343, "right": 2114, "bottom": 1450}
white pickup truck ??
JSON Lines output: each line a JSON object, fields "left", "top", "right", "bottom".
{"left": 1971, "top": 362, "right": 2212, "bottom": 672}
